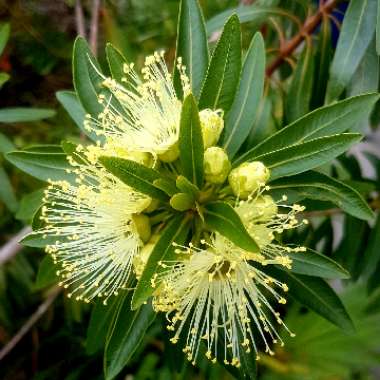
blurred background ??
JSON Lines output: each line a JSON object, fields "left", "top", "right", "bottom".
{"left": 0, "top": 1, "right": 380, "bottom": 379}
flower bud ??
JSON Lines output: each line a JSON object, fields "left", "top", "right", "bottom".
{"left": 204, "top": 147, "right": 231, "bottom": 184}
{"left": 199, "top": 109, "right": 224, "bottom": 148}
{"left": 228, "top": 161, "right": 270, "bottom": 198}
{"left": 132, "top": 213, "right": 151, "bottom": 243}
{"left": 158, "top": 142, "right": 179, "bottom": 163}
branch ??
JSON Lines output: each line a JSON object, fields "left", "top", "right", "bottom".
{"left": 89, "top": 0, "right": 101, "bottom": 55}
{"left": 0, "top": 226, "right": 32, "bottom": 266}
{"left": 75, "top": 0, "right": 86, "bottom": 38}
{"left": 266, "top": 0, "right": 338, "bottom": 77}
{"left": 0, "top": 287, "right": 61, "bottom": 361}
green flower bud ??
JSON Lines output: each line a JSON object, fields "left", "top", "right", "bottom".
{"left": 228, "top": 161, "right": 270, "bottom": 198}
{"left": 132, "top": 213, "right": 151, "bottom": 243}
{"left": 158, "top": 142, "right": 179, "bottom": 162}
{"left": 199, "top": 109, "right": 224, "bottom": 148}
{"left": 204, "top": 147, "right": 231, "bottom": 184}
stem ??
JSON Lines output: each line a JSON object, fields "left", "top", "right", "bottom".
{"left": 0, "top": 226, "right": 32, "bottom": 266}
{"left": 75, "top": 0, "right": 86, "bottom": 38}
{"left": 266, "top": 0, "right": 338, "bottom": 77}
{"left": 0, "top": 287, "right": 61, "bottom": 361}
{"left": 89, "top": 0, "right": 101, "bottom": 55}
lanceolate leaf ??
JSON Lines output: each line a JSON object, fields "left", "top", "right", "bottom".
{"left": 132, "top": 214, "right": 189, "bottom": 309}
{"left": 269, "top": 171, "right": 374, "bottom": 221}
{"left": 250, "top": 134, "right": 362, "bottom": 180}
{"left": 204, "top": 201, "right": 259, "bottom": 252}
{"left": 104, "top": 295, "right": 156, "bottom": 380}
{"left": 106, "top": 43, "right": 129, "bottom": 83}
{"left": 0, "top": 165, "right": 18, "bottom": 213}
{"left": 99, "top": 157, "right": 169, "bottom": 201}
{"left": 6, "top": 145, "right": 75, "bottom": 182}
{"left": 325, "top": 0, "right": 377, "bottom": 102}
{"left": 86, "top": 294, "right": 125, "bottom": 355}
{"left": 174, "top": 0, "right": 209, "bottom": 98}
{"left": 0, "top": 22, "right": 10, "bottom": 56}
{"left": 179, "top": 94, "right": 204, "bottom": 187}
{"left": 56, "top": 91, "right": 101, "bottom": 142}
{"left": 223, "top": 32, "right": 265, "bottom": 158}
{"left": 264, "top": 267, "right": 354, "bottom": 332}
{"left": 0, "top": 108, "right": 55, "bottom": 123}
{"left": 206, "top": 5, "right": 285, "bottom": 36}
{"left": 285, "top": 42, "right": 314, "bottom": 123}
{"left": 377, "top": 0, "right": 380, "bottom": 55}
{"left": 288, "top": 248, "right": 350, "bottom": 279}
{"left": 199, "top": 14, "right": 241, "bottom": 112}
{"left": 236, "top": 94, "right": 379, "bottom": 164}
{"left": 34, "top": 255, "right": 58, "bottom": 291}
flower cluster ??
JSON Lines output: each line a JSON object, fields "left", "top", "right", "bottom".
{"left": 33, "top": 52, "right": 308, "bottom": 367}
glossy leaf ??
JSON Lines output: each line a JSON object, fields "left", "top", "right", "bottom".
{"left": 0, "top": 108, "right": 55, "bottom": 123}
{"left": 34, "top": 256, "right": 58, "bottom": 291}
{"left": 377, "top": 0, "right": 380, "bottom": 54}
{"left": 204, "top": 201, "right": 259, "bottom": 252}
{"left": 6, "top": 145, "right": 75, "bottom": 182}
{"left": 236, "top": 94, "right": 379, "bottom": 165}
{"left": 106, "top": 43, "right": 128, "bottom": 83}
{"left": 269, "top": 171, "right": 374, "bottom": 221}
{"left": 174, "top": 0, "right": 208, "bottom": 97}
{"left": 325, "top": 0, "right": 377, "bottom": 102}
{"left": 285, "top": 42, "right": 314, "bottom": 123}
{"left": 0, "top": 166, "right": 18, "bottom": 212}
{"left": 252, "top": 134, "right": 362, "bottom": 180}
{"left": 15, "top": 189, "right": 44, "bottom": 222}
{"left": 86, "top": 294, "right": 125, "bottom": 355}
{"left": 0, "top": 132, "right": 14, "bottom": 153}
{"left": 179, "top": 94, "right": 204, "bottom": 187}
{"left": 199, "top": 14, "right": 241, "bottom": 112}
{"left": 362, "top": 214, "right": 380, "bottom": 277}
{"left": 104, "top": 296, "right": 156, "bottom": 380}
{"left": 222, "top": 32, "right": 265, "bottom": 158}
{"left": 132, "top": 214, "right": 189, "bottom": 309}
{"left": 56, "top": 91, "right": 101, "bottom": 142}
{"left": 99, "top": 156, "right": 169, "bottom": 201}
{"left": 264, "top": 267, "right": 354, "bottom": 332}
{"left": 289, "top": 249, "right": 350, "bottom": 279}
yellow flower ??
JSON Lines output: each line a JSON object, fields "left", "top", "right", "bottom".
{"left": 35, "top": 147, "right": 151, "bottom": 304}
{"left": 153, "top": 234, "right": 296, "bottom": 367}
{"left": 83, "top": 51, "right": 191, "bottom": 162}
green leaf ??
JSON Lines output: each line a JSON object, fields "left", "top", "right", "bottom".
{"left": 325, "top": 0, "right": 377, "bottom": 102}
{"left": 222, "top": 32, "right": 265, "bottom": 158}
{"left": 0, "top": 23, "right": 10, "bottom": 56}
{"left": 73, "top": 37, "right": 104, "bottom": 117}
{"left": 15, "top": 189, "right": 44, "bottom": 222}
{"left": 176, "top": 175, "right": 199, "bottom": 198}
{"left": 174, "top": 0, "right": 209, "bottom": 98}
{"left": 236, "top": 94, "right": 379, "bottom": 165}
{"left": 269, "top": 171, "right": 374, "bottom": 221}
{"left": 6, "top": 145, "right": 75, "bottom": 182}
{"left": 0, "top": 165, "right": 18, "bottom": 212}
{"left": 311, "top": 17, "right": 333, "bottom": 109}
{"left": 377, "top": 0, "right": 380, "bottom": 54}
{"left": 288, "top": 248, "right": 350, "bottom": 279}
{"left": 206, "top": 5, "right": 283, "bottom": 36}
{"left": 199, "top": 14, "right": 241, "bottom": 111}
{"left": 34, "top": 256, "right": 58, "bottom": 291}
{"left": 99, "top": 157, "right": 169, "bottom": 201}
{"left": 106, "top": 43, "right": 129, "bottom": 83}
{"left": 104, "top": 295, "right": 156, "bottom": 380}
{"left": 204, "top": 201, "right": 259, "bottom": 252}
{"left": 56, "top": 91, "right": 101, "bottom": 142}
{"left": 152, "top": 178, "right": 178, "bottom": 197}
{"left": 361, "top": 214, "right": 380, "bottom": 277}
{"left": 179, "top": 94, "right": 204, "bottom": 187}
{"left": 0, "top": 108, "right": 56, "bottom": 123}
{"left": 254, "top": 134, "right": 362, "bottom": 180}
{"left": 264, "top": 267, "right": 354, "bottom": 332}
{"left": 0, "top": 72, "right": 10, "bottom": 89}
{"left": 132, "top": 214, "right": 189, "bottom": 309}
{"left": 285, "top": 42, "right": 314, "bottom": 123}
{"left": 86, "top": 294, "right": 124, "bottom": 355}
{"left": 0, "top": 131, "right": 14, "bottom": 153}
{"left": 170, "top": 192, "right": 194, "bottom": 211}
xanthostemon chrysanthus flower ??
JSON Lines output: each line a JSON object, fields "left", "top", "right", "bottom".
{"left": 83, "top": 51, "right": 224, "bottom": 162}
{"left": 34, "top": 145, "right": 151, "bottom": 304}
{"left": 151, "top": 196, "right": 307, "bottom": 367}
